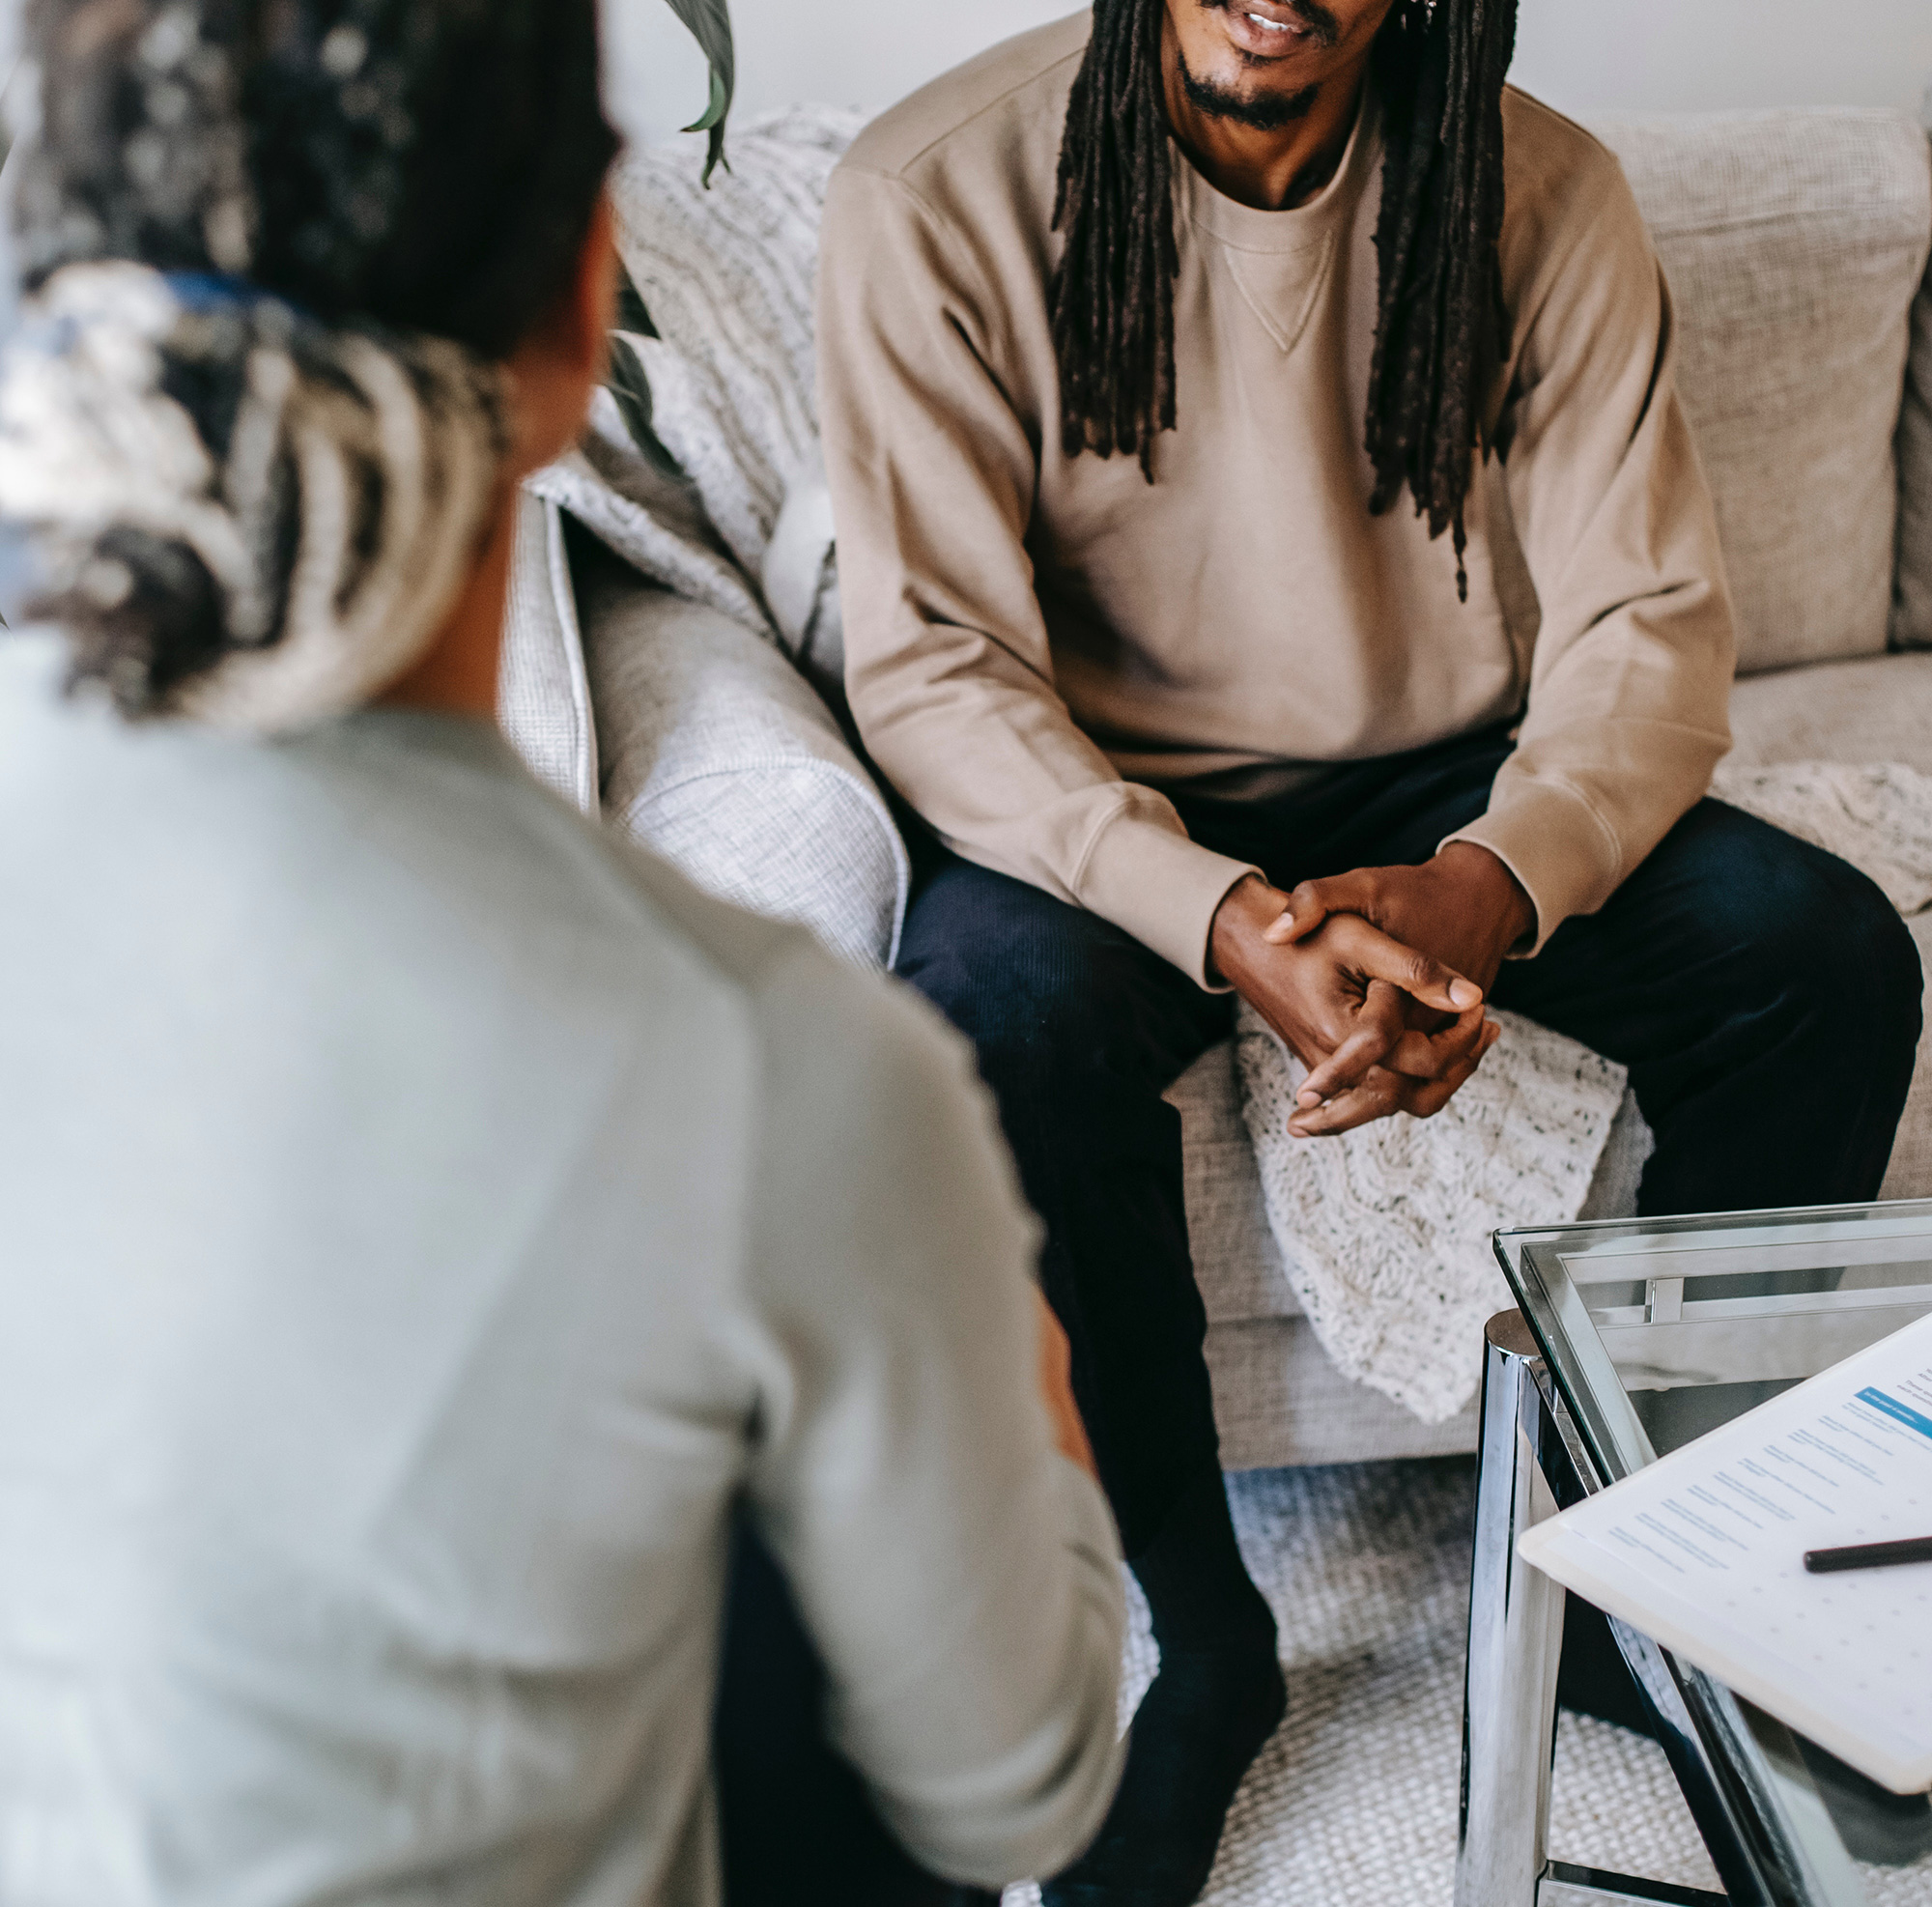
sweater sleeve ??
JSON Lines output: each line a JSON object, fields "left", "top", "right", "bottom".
{"left": 740, "top": 946, "right": 1126, "bottom": 1888}
{"left": 817, "top": 163, "right": 1258, "bottom": 988}
{"left": 1440, "top": 157, "right": 1735, "bottom": 952}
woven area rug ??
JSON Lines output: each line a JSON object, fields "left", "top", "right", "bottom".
{"left": 1004, "top": 1460, "right": 1932, "bottom": 1906}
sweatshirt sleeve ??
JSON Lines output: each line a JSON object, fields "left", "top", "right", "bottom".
{"left": 1440, "top": 154, "right": 1735, "bottom": 952}
{"left": 817, "top": 163, "right": 1258, "bottom": 988}
{"left": 739, "top": 945, "right": 1126, "bottom": 1888}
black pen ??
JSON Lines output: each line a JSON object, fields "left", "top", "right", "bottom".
{"left": 1804, "top": 1536, "right": 1932, "bottom": 1575}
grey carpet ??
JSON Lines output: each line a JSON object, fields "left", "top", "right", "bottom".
{"left": 1005, "top": 1459, "right": 1932, "bottom": 1906}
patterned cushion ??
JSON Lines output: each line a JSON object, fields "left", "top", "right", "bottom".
{"left": 1587, "top": 109, "right": 1932, "bottom": 674}
{"left": 1169, "top": 1037, "right": 1652, "bottom": 1333}
{"left": 576, "top": 533, "right": 908, "bottom": 970}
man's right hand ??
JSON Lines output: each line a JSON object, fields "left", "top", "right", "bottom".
{"left": 1209, "top": 875, "right": 1498, "bottom": 1138}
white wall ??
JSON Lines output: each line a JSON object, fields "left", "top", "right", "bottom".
{"left": 603, "top": 0, "right": 1932, "bottom": 152}
{"left": 1512, "top": 1, "right": 1932, "bottom": 118}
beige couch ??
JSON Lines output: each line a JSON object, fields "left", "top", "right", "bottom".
{"left": 499, "top": 104, "right": 1932, "bottom": 1474}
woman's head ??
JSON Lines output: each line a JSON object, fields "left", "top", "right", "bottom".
{"left": 16, "top": 0, "right": 617, "bottom": 359}
{"left": 0, "top": 0, "right": 619, "bottom": 727}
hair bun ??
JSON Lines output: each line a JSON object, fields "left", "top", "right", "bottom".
{"left": 0, "top": 260, "right": 509, "bottom": 729}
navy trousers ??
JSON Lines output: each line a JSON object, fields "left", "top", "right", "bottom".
{"left": 896, "top": 726, "right": 1923, "bottom": 1555}
{"left": 715, "top": 1522, "right": 999, "bottom": 1907}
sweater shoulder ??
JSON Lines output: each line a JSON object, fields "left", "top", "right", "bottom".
{"left": 838, "top": 13, "right": 1087, "bottom": 192}
{"left": 1497, "top": 84, "right": 1650, "bottom": 311}
{"left": 1500, "top": 85, "right": 1630, "bottom": 235}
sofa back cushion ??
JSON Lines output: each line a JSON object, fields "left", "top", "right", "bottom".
{"left": 1897, "top": 239, "right": 1932, "bottom": 651}
{"left": 1586, "top": 109, "right": 1932, "bottom": 675}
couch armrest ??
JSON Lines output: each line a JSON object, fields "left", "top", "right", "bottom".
{"left": 577, "top": 537, "right": 909, "bottom": 970}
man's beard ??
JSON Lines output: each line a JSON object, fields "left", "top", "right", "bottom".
{"left": 1175, "top": 0, "right": 1345, "bottom": 130}
{"left": 1177, "top": 49, "right": 1317, "bottom": 128}
{"left": 1181, "top": 0, "right": 1336, "bottom": 130}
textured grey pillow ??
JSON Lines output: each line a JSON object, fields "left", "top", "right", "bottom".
{"left": 1588, "top": 109, "right": 1932, "bottom": 675}
{"left": 1896, "top": 234, "right": 1932, "bottom": 650}
{"left": 497, "top": 491, "right": 599, "bottom": 814}
{"left": 576, "top": 535, "right": 908, "bottom": 969}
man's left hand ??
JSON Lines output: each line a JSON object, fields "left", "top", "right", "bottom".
{"left": 1267, "top": 843, "right": 1537, "bottom": 1129}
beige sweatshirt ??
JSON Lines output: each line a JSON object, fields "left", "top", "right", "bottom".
{"left": 818, "top": 13, "right": 1735, "bottom": 986}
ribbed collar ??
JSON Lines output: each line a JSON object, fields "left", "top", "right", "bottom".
{"left": 1174, "top": 76, "right": 1383, "bottom": 253}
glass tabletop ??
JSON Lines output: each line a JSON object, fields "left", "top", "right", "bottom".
{"left": 1496, "top": 1199, "right": 1932, "bottom": 1907}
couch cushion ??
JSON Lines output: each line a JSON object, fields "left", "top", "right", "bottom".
{"left": 1206, "top": 1318, "right": 1480, "bottom": 1470}
{"left": 1726, "top": 649, "right": 1932, "bottom": 775}
{"left": 1168, "top": 1040, "right": 1298, "bottom": 1325}
{"left": 576, "top": 535, "right": 908, "bottom": 969}
{"left": 1896, "top": 234, "right": 1932, "bottom": 651}
{"left": 1587, "top": 110, "right": 1932, "bottom": 675}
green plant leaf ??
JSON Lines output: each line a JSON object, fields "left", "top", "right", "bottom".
{"left": 661, "top": 0, "right": 734, "bottom": 185}
{"left": 614, "top": 261, "right": 658, "bottom": 341}
{"left": 606, "top": 331, "right": 691, "bottom": 486}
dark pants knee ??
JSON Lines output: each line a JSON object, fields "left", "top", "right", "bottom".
{"left": 1498, "top": 800, "right": 1923, "bottom": 1213}
{"left": 1734, "top": 827, "right": 1921, "bottom": 1197}
{"left": 895, "top": 853, "right": 1229, "bottom": 1553}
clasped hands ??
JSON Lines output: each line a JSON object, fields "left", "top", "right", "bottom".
{"left": 1208, "top": 842, "right": 1537, "bottom": 1138}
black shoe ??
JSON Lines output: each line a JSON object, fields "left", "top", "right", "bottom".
{"left": 1041, "top": 1643, "right": 1287, "bottom": 1907}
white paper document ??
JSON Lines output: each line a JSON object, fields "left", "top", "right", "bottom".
{"left": 1519, "top": 1311, "right": 1932, "bottom": 1794}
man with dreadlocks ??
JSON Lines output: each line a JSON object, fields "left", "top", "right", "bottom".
{"left": 818, "top": 2, "right": 1921, "bottom": 1899}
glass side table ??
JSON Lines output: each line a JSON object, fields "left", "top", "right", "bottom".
{"left": 1458, "top": 1201, "right": 1932, "bottom": 1907}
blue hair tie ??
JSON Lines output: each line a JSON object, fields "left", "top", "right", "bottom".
{"left": 163, "top": 271, "right": 310, "bottom": 322}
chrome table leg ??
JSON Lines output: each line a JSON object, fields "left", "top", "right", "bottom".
{"left": 1458, "top": 1309, "right": 1569, "bottom": 1907}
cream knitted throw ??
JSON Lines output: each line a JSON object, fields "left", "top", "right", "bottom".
{"left": 1236, "top": 758, "right": 1932, "bottom": 1425}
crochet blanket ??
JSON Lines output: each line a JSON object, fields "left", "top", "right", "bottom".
{"left": 1237, "top": 757, "right": 1932, "bottom": 1425}
{"left": 536, "top": 114, "right": 1932, "bottom": 1428}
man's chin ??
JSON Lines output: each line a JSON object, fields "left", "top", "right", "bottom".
{"left": 1178, "top": 40, "right": 1321, "bottom": 129}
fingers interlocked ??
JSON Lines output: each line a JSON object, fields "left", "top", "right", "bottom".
{"left": 1276, "top": 911, "right": 1496, "bottom": 1138}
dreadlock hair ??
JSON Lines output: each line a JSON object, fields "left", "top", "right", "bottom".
{"left": 1049, "top": 0, "right": 1518, "bottom": 598}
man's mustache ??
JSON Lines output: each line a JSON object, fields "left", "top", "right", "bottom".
{"left": 1198, "top": 0, "right": 1343, "bottom": 48}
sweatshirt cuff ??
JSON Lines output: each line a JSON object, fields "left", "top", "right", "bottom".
{"left": 1074, "top": 799, "right": 1261, "bottom": 989}
{"left": 1440, "top": 783, "right": 1623, "bottom": 957}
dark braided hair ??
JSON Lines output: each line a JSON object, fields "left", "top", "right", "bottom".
{"left": 1049, "top": 0, "right": 1519, "bottom": 597}
{"left": 16, "top": 0, "right": 618, "bottom": 358}
{"left": 7, "top": 0, "right": 617, "bottom": 714}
